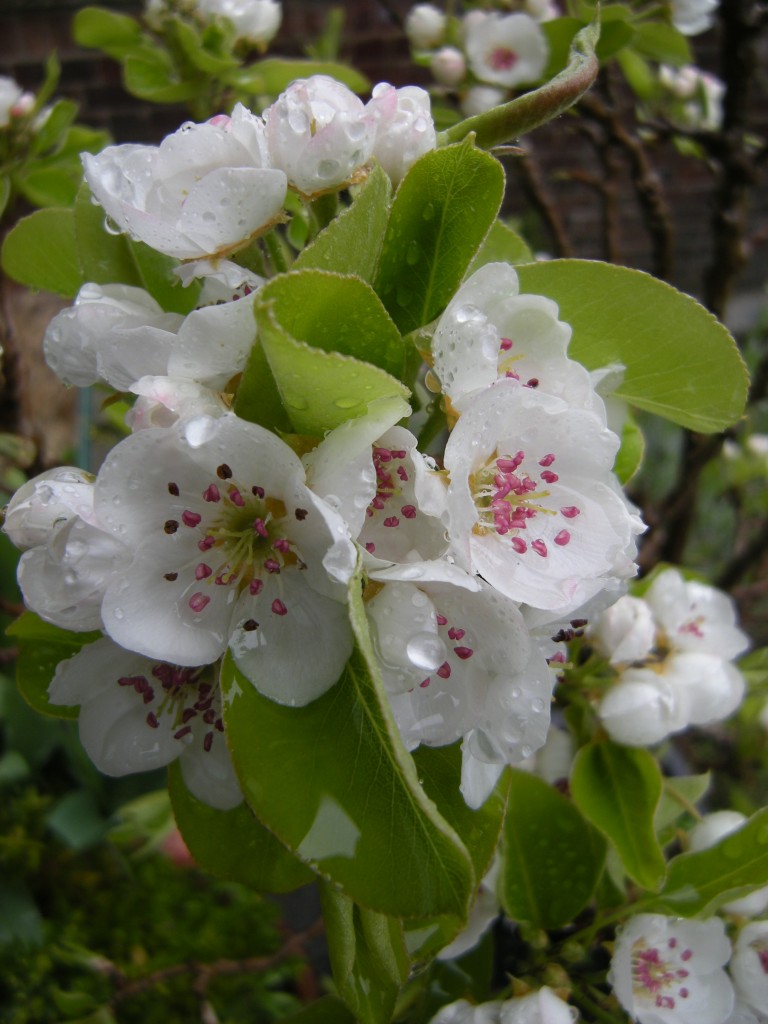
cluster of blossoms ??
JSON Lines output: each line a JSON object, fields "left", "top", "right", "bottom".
{"left": 427, "top": 986, "right": 577, "bottom": 1023}
{"left": 3, "top": 71, "right": 643, "bottom": 820}
{"left": 643, "top": 64, "right": 725, "bottom": 133}
{"left": 404, "top": 3, "right": 552, "bottom": 117}
{"left": 144, "top": 0, "right": 282, "bottom": 49}
{"left": 590, "top": 567, "right": 749, "bottom": 748}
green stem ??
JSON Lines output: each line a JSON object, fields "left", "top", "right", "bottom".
{"left": 570, "top": 986, "right": 624, "bottom": 1024}
{"left": 437, "top": 20, "right": 600, "bottom": 150}
{"left": 263, "top": 230, "right": 289, "bottom": 275}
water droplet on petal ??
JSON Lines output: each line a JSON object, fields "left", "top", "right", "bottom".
{"left": 406, "top": 632, "right": 447, "bottom": 671}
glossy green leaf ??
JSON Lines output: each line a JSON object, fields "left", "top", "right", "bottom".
{"left": 8, "top": 613, "right": 100, "bottom": 719}
{"left": 404, "top": 747, "right": 509, "bottom": 963}
{"left": 469, "top": 220, "right": 533, "bottom": 272}
{"left": 168, "top": 762, "right": 315, "bottom": 893}
{"left": 254, "top": 290, "right": 410, "bottom": 436}
{"left": 74, "top": 183, "right": 143, "bottom": 289}
{"left": 295, "top": 164, "right": 392, "bottom": 282}
{"left": 643, "top": 807, "right": 768, "bottom": 916}
{"left": 571, "top": 740, "right": 666, "bottom": 891}
{"left": 258, "top": 269, "right": 407, "bottom": 379}
{"left": 168, "top": 15, "right": 239, "bottom": 73}
{"left": 374, "top": 139, "right": 505, "bottom": 334}
{"left": 232, "top": 334, "right": 293, "bottom": 433}
{"left": 439, "top": 21, "right": 599, "bottom": 149}
{"left": 72, "top": 6, "right": 143, "bottom": 59}
{"left": 500, "top": 769, "right": 606, "bottom": 928}
{"left": 0, "top": 176, "right": 10, "bottom": 218}
{"left": 1, "top": 207, "right": 82, "bottom": 296}
{"left": 222, "top": 644, "right": 473, "bottom": 919}
{"left": 321, "top": 883, "right": 409, "bottom": 1024}
{"left": 516, "top": 260, "right": 749, "bottom": 432}
{"left": 27, "top": 98, "right": 78, "bottom": 157}
{"left": 15, "top": 166, "right": 80, "bottom": 209}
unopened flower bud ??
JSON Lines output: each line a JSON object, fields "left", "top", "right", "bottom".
{"left": 405, "top": 3, "right": 446, "bottom": 49}
{"left": 430, "top": 46, "right": 466, "bottom": 87}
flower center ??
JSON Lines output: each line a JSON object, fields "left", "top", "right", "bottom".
{"left": 631, "top": 938, "right": 692, "bottom": 1010}
{"left": 118, "top": 664, "right": 224, "bottom": 753}
{"left": 471, "top": 450, "right": 580, "bottom": 557}
{"left": 163, "top": 463, "right": 308, "bottom": 620}
{"left": 414, "top": 609, "right": 475, "bottom": 690}
{"left": 489, "top": 47, "right": 518, "bottom": 71}
{"left": 364, "top": 446, "right": 417, "bottom": 552}
{"left": 498, "top": 337, "right": 540, "bottom": 389}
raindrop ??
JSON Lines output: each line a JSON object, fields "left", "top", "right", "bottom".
{"left": 405, "top": 240, "right": 420, "bottom": 266}
{"left": 334, "top": 397, "right": 360, "bottom": 410}
{"left": 406, "top": 632, "right": 447, "bottom": 671}
{"left": 103, "top": 216, "right": 122, "bottom": 236}
{"left": 532, "top": 697, "right": 545, "bottom": 712}
{"left": 287, "top": 396, "right": 309, "bottom": 411}
{"left": 422, "top": 203, "right": 435, "bottom": 221}
{"left": 318, "top": 158, "right": 341, "bottom": 180}
{"left": 113, "top": 607, "right": 125, "bottom": 620}
{"left": 184, "top": 416, "right": 220, "bottom": 448}
{"left": 454, "top": 303, "right": 483, "bottom": 324}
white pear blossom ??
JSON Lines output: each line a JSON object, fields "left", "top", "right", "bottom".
{"left": 264, "top": 75, "right": 374, "bottom": 197}
{"left": 609, "top": 913, "right": 734, "bottom": 1024}
{"left": 499, "top": 987, "right": 577, "bottom": 1024}
{"left": 432, "top": 263, "right": 601, "bottom": 416}
{"left": 431, "top": 47, "right": 467, "bottom": 89}
{"left": 461, "top": 85, "right": 508, "bottom": 118}
{"left": 367, "top": 575, "right": 555, "bottom": 807}
{"left": 0, "top": 75, "right": 29, "bottom": 127}
{"left": 442, "top": 379, "right": 643, "bottom": 617}
{"left": 464, "top": 13, "right": 548, "bottom": 89}
{"left": 644, "top": 569, "right": 750, "bottom": 662}
{"left": 405, "top": 4, "right": 447, "bottom": 49}
{"left": 598, "top": 668, "right": 691, "bottom": 747}
{"left": 125, "top": 376, "right": 228, "bottom": 431}
{"left": 429, "top": 1000, "right": 504, "bottom": 1024}
{"left": 439, "top": 858, "right": 500, "bottom": 960}
{"left": 196, "top": 0, "right": 281, "bottom": 47}
{"left": 44, "top": 280, "right": 260, "bottom": 393}
{"left": 83, "top": 104, "right": 286, "bottom": 260}
{"left": 689, "top": 814, "right": 768, "bottom": 917}
{"left": 93, "top": 413, "right": 357, "bottom": 706}
{"left": 366, "top": 83, "right": 437, "bottom": 184}
{"left": 731, "top": 922, "right": 768, "bottom": 1018}
{"left": 4, "top": 467, "right": 132, "bottom": 632}
{"left": 589, "top": 594, "right": 656, "bottom": 665}
{"left": 49, "top": 637, "right": 242, "bottom": 810}
{"left": 669, "top": 0, "right": 718, "bottom": 35}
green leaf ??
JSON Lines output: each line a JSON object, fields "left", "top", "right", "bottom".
{"left": 73, "top": 6, "right": 143, "bottom": 59}
{"left": 1, "top": 207, "right": 82, "bottom": 296}
{"left": 124, "top": 50, "right": 202, "bottom": 103}
{"left": 168, "top": 762, "right": 315, "bottom": 892}
{"left": 74, "top": 182, "right": 143, "bottom": 288}
{"left": 631, "top": 21, "right": 692, "bottom": 66}
{"left": 8, "top": 613, "right": 100, "bottom": 718}
{"left": 0, "top": 176, "right": 10, "bottom": 218}
{"left": 168, "top": 15, "right": 239, "bottom": 73}
{"left": 614, "top": 409, "right": 645, "bottom": 484}
{"left": 27, "top": 98, "right": 78, "bottom": 157}
{"left": 374, "top": 140, "right": 505, "bottom": 334}
{"left": 404, "top": 747, "right": 509, "bottom": 963}
{"left": 499, "top": 769, "right": 606, "bottom": 928}
{"left": 238, "top": 58, "right": 369, "bottom": 96}
{"left": 655, "top": 773, "right": 711, "bottom": 834}
{"left": 257, "top": 269, "right": 408, "bottom": 379}
{"left": 320, "top": 883, "right": 409, "bottom": 1024}
{"left": 222, "top": 645, "right": 474, "bottom": 918}
{"left": 643, "top": 807, "right": 768, "bottom": 916}
{"left": 515, "top": 260, "right": 749, "bottom": 432}
{"left": 126, "top": 239, "right": 201, "bottom": 314}
{"left": 439, "top": 21, "right": 599, "bottom": 149}
{"left": 571, "top": 741, "right": 666, "bottom": 891}
{"left": 295, "top": 164, "right": 393, "bottom": 282}
{"left": 15, "top": 166, "right": 81, "bottom": 209}
{"left": 0, "top": 880, "right": 44, "bottom": 947}
{"left": 253, "top": 284, "right": 410, "bottom": 436}
{"left": 47, "top": 789, "right": 109, "bottom": 850}
{"left": 232, "top": 334, "right": 293, "bottom": 433}
{"left": 469, "top": 219, "right": 533, "bottom": 273}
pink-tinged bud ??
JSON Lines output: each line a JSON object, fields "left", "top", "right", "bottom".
{"left": 404, "top": 4, "right": 446, "bottom": 49}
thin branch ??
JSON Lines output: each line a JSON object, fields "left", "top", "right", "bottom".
{"left": 110, "top": 917, "right": 325, "bottom": 1007}
{"left": 717, "top": 517, "right": 768, "bottom": 590}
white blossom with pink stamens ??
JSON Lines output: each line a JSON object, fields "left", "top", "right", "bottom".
{"left": 49, "top": 636, "right": 241, "bottom": 810}
{"left": 366, "top": 575, "right": 554, "bottom": 808}
{"left": 442, "top": 380, "right": 644, "bottom": 617}
{"left": 365, "top": 83, "right": 437, "bottom": 184}
{"left": 731, "top": 922, "right": 768, "bottom": 1019}
{"left": 431, "top": 263, "right": 603, "bottom": 417}
{"left": 464, "top": 12, "right": 548, "bottom": 89}
{"left": 609, "top": 914, "right": 734, "bottom": 1024}
{"left": 93, "top": 413, "right": 357, "bottom": 706}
